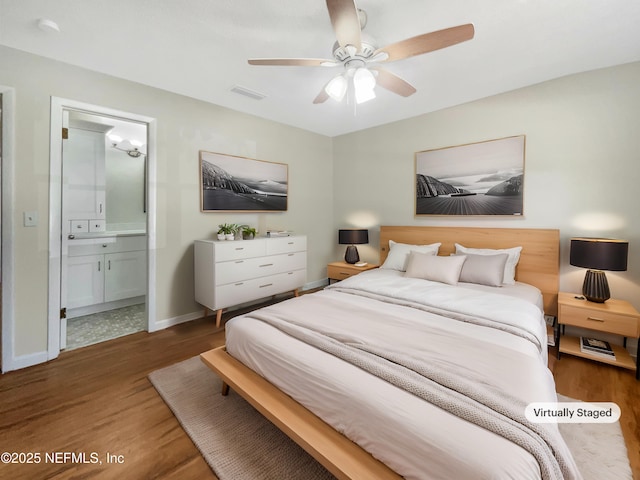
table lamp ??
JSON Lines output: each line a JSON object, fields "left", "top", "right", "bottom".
{"left": 570, "top": 237, "right": 628, "bottom": 303}
{"left": 338, "top": 229, "right": 369, "bottom": 264}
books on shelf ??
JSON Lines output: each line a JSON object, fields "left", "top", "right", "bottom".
{"left": 546, "top": 325, "right": 555, "bottom": 347}
{"left": 544, "top": 315, "right": 556, "bottom": 346}
{"left": 580, "top": 337, "right": 616, "bottom": 360}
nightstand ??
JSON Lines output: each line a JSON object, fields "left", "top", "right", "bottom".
{"left": 557, "top": 292, "right": 640, "bottom": 379}
{"left": 327, "top": 261, "right": 378, "bottom": 283}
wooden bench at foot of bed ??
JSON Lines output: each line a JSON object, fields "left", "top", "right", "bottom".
{"left": 200, "top": 346, "right": 402, "bottom": 480}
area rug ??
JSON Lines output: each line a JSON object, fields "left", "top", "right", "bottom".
{"left": 149, "top": 356, "right": 632, "bottom": 480}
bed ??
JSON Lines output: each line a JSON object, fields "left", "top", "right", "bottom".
{"left": 201, "top": 226, "right": 581, "bottom": 480}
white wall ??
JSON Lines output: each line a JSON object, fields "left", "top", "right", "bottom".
{"left": 332, "top": 62, "right": 640, "bottom": 310}
{"left": 0, "top": 45, "right": 333, "bottom": 365}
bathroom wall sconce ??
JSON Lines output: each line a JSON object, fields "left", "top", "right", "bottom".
{"left": 108, "top": 135, "right": 146, "bottom": 158}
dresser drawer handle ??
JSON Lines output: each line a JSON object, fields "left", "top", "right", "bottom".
{"left": 234, "top": 282, "right": 244, "bottom": 286}
{"left": 235, "top": 260, "right": 244, "bottom": 264}
{"left": 259, "top": 263, "right": 274, "bottom": 268}
{"left": 288, "top": 241, "right": 294, "bottom": 245}
{"left": 259, "top": 283, "right": 273, "bottom": 288}
{"left": 234, "top": 247, "right": 244, "bottom": 251}
{"left": 587, "top": 316, "right": 606, "bottom": 322}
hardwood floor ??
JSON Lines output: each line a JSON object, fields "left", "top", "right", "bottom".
{"left": 1, "top": 312, "right": 638, "bottom": 479}
{"left": 548, "top": 349, "right": 640, "bottom": 480}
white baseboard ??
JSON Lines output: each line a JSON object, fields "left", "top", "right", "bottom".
{"left": 303, "top": 279, "right": 328, "bottom": 290}
{"left": 151, "top": 310, "right": 204, "bottom": 332}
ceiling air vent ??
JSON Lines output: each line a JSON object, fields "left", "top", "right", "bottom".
{"left": 230, "top": 85, "right": 266, "bottom": 100}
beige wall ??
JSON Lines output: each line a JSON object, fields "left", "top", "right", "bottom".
{"left": 2, "top": 43, "right": 639, "bottom": 368}
{"left": 332, "top": 62, "right": 640, "bottom": 309}
{"left": 0, "top": 46, "right": 333, "bottom": 362}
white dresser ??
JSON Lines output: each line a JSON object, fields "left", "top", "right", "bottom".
{"left": 194, "top": 235, "right": 307, "bottom": 327}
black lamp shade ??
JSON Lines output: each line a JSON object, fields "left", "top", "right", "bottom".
{"left": 338, "top": 229, "right": 369, "bottom": 245}
{"left": 569, "top": 238, "right": 628, "bottom": 271}
{"left": 338, "top": 229, "right": 369, "bottom": 265}
{"left": 570, "top": 238, "right": 628, "bottom": 303}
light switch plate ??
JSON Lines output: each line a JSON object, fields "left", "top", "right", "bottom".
{"left": 23, "top": 211, "right": 38, "bottom": 227}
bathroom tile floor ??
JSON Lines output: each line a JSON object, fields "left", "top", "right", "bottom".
{"left": 65, "top": 303, "right": 146, "bottom": 351}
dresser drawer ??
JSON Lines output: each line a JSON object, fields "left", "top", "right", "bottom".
{"left": 214, "top": 240, "right": 266, "bottom": 261}
{"left": 559, "top": 304, "right": 638, "bottom": 337}
{"left": 216, "top": 270, "right": 305, "bottom": 309}
{"left": 216, "top": 252, "right": 306, "bottom": 285}
{"left": 266, "top": 236, "right": 306, "bottom": 255}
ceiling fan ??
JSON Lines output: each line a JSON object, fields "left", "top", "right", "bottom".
{"left": 248, "top": 0, "right": 474, "bottom": 104}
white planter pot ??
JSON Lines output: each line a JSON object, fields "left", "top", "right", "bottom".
{"left": 225, "top": 234, "right": 235, "bottom": 241}
{"left": 217, "top": 233, "right": 225, "bottom": 241}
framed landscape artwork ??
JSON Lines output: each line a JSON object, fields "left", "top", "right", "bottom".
{"left": 415, "top": 135, "right": 525, "bottom": 216}
{"left": 200, "top": 151, "right": 288, "bottom": 212}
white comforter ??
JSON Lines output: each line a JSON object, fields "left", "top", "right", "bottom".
{"left": 226, "top": 269, "right": 580, "bottom": 480}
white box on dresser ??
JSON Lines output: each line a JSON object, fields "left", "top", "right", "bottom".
{"left": 194, "top": 235, "right": 307, "bottom": 328}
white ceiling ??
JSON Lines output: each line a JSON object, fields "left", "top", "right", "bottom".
{"left": 1, "top": 0, "right": 639, "bottom": 137}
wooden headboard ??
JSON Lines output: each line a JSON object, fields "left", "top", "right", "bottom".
{"left": 379, "top": 226, "right": 560, "bottom": 316}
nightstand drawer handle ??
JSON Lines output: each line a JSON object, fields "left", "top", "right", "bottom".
{"left": 339, "top": 272, "right": 350, "bottom": 276}
{"left": 587, "top": 316, "right": 606, "bottom": 322}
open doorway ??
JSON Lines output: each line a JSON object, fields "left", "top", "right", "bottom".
{"left": 62, "top": 111, "right": 148, "bottom": 350}
{"left": 48, "top": 98, "right": 156, "bottom": 359}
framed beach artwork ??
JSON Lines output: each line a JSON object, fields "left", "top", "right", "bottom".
{"left": 200, "top": 150, "right": 288, "bottom": 212}
{"left": 415, "top": 135, "right": 525, "bottom": 216}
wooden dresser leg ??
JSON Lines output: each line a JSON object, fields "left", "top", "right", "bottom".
{"left": 221, "top": 382, "right": 230, "bottom": 396}
{"left": 215, "top": 309, "right": 223, "bottom": 329}
{"left": 293, "top": 288, "right": 299, "bottom": 297}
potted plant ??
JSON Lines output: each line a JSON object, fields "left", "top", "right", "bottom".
{"left": 217, "top": 223, "right": 239, "bottom": 241}
{"left": 241, "top": 225, "right": 257, "bottom": 240}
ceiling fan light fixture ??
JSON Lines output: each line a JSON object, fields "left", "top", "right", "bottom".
{"left": 353, "top": 67, "right": 376, "bottom": 90}
{"left": 353, "top": 67, "right": 376, "bottom": 104}
{"left": 325, "top": 74, "right": 348, "bottom": 101}
{"left": 355, "top": 84, "right": 376, "bottom": 104}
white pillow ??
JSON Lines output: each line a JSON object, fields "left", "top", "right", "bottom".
{"left": 380, "top": 240, "right": 441, "bottom": 271}
{"left": 405, "top": 252, "right": 467, "bottom": 285}
{"left": 454, "top": 243, "right": 522, "bottom": 285}
{"left": 454, "top": 253, "right": 509, "bottom": 287}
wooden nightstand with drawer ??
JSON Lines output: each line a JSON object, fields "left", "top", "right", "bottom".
{"left": 327, "top": 262, "right": 378, "bottom": 283}
{"left": 557, "top": 292, "right": 639, "bottom": 379}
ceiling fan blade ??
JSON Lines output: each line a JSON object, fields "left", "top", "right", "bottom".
{"left": 326, "top": 0, "right": 362, "bottom": 51}
{"left": 248, "top": 58, "right": 336, "bottom": 67}
{"left": 370, "top": 67, "right": 416, "bottom": 97}
{"left": 375, "top": 23, "right": 474, "bottom": 62}
{"left": 313, "top": 85, "right": 330, "bottom": 104}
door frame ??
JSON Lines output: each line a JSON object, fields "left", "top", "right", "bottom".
{"left": 1, "top": 86, "right": 16, "bottom": 373}
{"left": 48, "top": 97, "right": 157, "bottom": 359}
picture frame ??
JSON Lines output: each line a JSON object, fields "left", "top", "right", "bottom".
{"left": 200, "top": 150, "right": 288, "bottom": 212}
{"left": 415, "top": 135, "right": 525, "bottom": 216}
